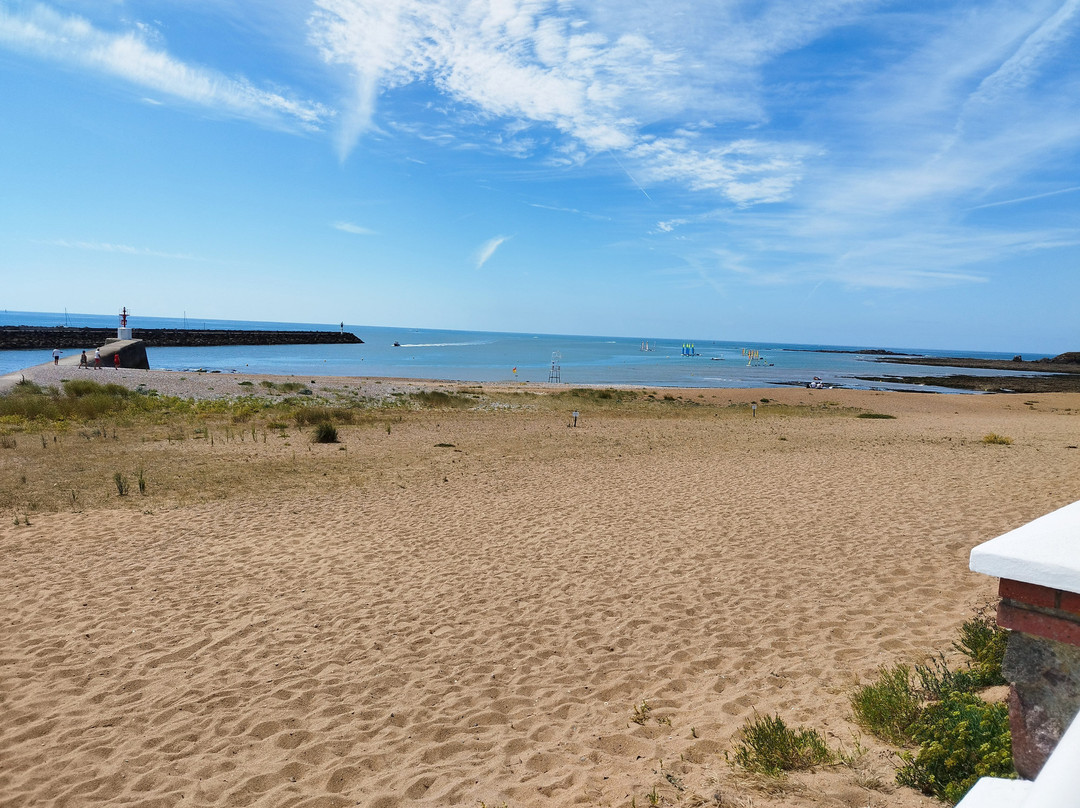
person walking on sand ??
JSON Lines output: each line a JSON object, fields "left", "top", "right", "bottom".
{"left": 52, "top": 348, "right": 61, "bottom": 365}
{"left": 79, "top": 350, "right": 88, "bottom": 368}
{"left": 94, "top": 348, "right": 101, "bottom": 369}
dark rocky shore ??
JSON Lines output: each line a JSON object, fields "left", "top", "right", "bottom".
{"left": 861, "top": 351, "right": 1080, "bottom": 392}
{"left": 877, "top": 352, "right": 1080, "bottom": 372}
{"left": 0, "top": 326, "right": 363, "bottom": 349}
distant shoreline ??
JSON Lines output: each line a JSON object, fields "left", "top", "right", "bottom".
{"left": 803, "top": 348, "right": 917, "bottom": 357}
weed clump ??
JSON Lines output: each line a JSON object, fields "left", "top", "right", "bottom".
{"left": 982, "top": 433, "right": 1013, "bottom": 445}
{"left": 730, "top": 713, "right": 835, "bottom": 776}
{"left": 312, "top": 422, "right": 339, "bottom": 444}
{"left": 630, "top": 700, "right": 652, "bottom": 725}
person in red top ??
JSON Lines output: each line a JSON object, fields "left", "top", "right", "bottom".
{"left": 113, "top": 353, "right": 120, "bottom": 369}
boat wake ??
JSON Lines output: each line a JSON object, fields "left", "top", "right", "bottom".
{"left": 394, "top": 341, "right": 491, "bottom": 348}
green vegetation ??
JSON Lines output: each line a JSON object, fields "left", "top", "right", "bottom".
{"left": 730, "top": 713, "right": 836, "bottom": 776}
{"left": 982, "top": 433, "right": 1013, "bottom": 445}
{"left": 858, "top": 412, "right": 896, "bottom": 419}
{"left": 259, "top": 380, "right": 306, "bottom": 393}
{"left": 312, "top": 422, "right": 339, "bottom": 444}
{"left": 850, "top": 663, "right": 922, "bottom": 745}
{"left": 293, "top": 405, "right": 361, "bottom": 426}
{"left": 896, "top": 691, "right": 1012, "bottom": 803}
{"left": 407, "top": 390, "right": 476, "bottom": 409}
{"left": 954, "top": 610, "right": 1009, "bottom": 687}
{"left": 0, "top": 379, "right": 133, "bottom": 422}
{"left": 851, "top": 609, "right": 1013, "bottom": 804}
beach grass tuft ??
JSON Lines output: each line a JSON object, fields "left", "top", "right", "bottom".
{"left": 982, "top": 433, "right": 1013, "bottom": 445}
{"left": 730, "top": 713, "right": 835, "bottom": 776}
{"left": 312, "top": 422, "right": 339, "bottom": 444}
{"left": 850, "top": 664, "right": 922, "bottom": 745}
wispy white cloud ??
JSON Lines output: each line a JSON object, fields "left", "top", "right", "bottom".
{"left": 965, "top": 0, "right": 1080, "bottom": 107}
{"left": 0, "top": 3, "right": 331, "bottom": 130}
{"left": 688, "top": 0, "right": 1080, "bottom": 289}
{"left": 49, "top": 239, "right": 197, "bottom": 261}
{"left": 475, "top": 235, "right": 510, "bottom": 269}
{"left": 529, "top": 202, "right": 610, "bottom": 221}
{"left": 969, "top": 185, "right": 1080, "bottom": 210}
{"left": 332, "top": 221, "right": 377, "bottom": 235}
{"left": 655, "top": 219, "right": 687, "bottom": 233}
{"left": 306, "top": 0, "right": 812, "bottom": 204}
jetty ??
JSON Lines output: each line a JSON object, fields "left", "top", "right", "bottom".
{"left": 0, "top": 326, "right": 363, "bottom": 350}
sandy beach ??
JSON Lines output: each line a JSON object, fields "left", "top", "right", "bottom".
{"left": 2, "top": 366, "right": 1078, "bottom": 807}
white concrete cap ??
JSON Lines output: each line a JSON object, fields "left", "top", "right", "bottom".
{"left": 955, "top": 777, "right": 1032, "bottom": 808}
{"left": 969, "top": 500, "right": 1080, "bottom": 593}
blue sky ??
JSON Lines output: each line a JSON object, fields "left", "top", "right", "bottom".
{"left": 1, "top": 0, "right": 1078, "bottom": 353}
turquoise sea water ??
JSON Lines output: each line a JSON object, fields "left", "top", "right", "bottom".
{"left": 0, "top": 310, "right": 1056, "bottom": 392}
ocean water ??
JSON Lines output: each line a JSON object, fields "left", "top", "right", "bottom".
{"left": 0, "top": 310, "right": 1055, "bottom": 392}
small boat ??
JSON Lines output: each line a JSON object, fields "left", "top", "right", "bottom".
{"left": 392, "top": 341, "right": 401, "bottom": 347}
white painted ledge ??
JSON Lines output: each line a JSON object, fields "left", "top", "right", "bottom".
{"left": 969, "top": 500, "right": 1080, "bottom": 594}
{"left": 955, "top": 778, "right": 1032, "bottom": 808}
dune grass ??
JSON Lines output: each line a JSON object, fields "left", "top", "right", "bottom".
{"left": 850, "top": 609, "right": 1013, "bottom": 804}
{"left": 730, "top": 713, "right": 836, "bottom": 776}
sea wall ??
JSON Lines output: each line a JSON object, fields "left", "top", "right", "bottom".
{"left": 0, "top": 326, "right": 363, "bottom": 349}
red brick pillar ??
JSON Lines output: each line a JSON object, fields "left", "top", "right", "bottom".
{"left": 996, "top": 578, "right": 1080, "bottom": 779}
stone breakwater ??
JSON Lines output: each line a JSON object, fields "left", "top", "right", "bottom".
{"left": 0, "top": 326, "right": 363, "bottom": 349}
